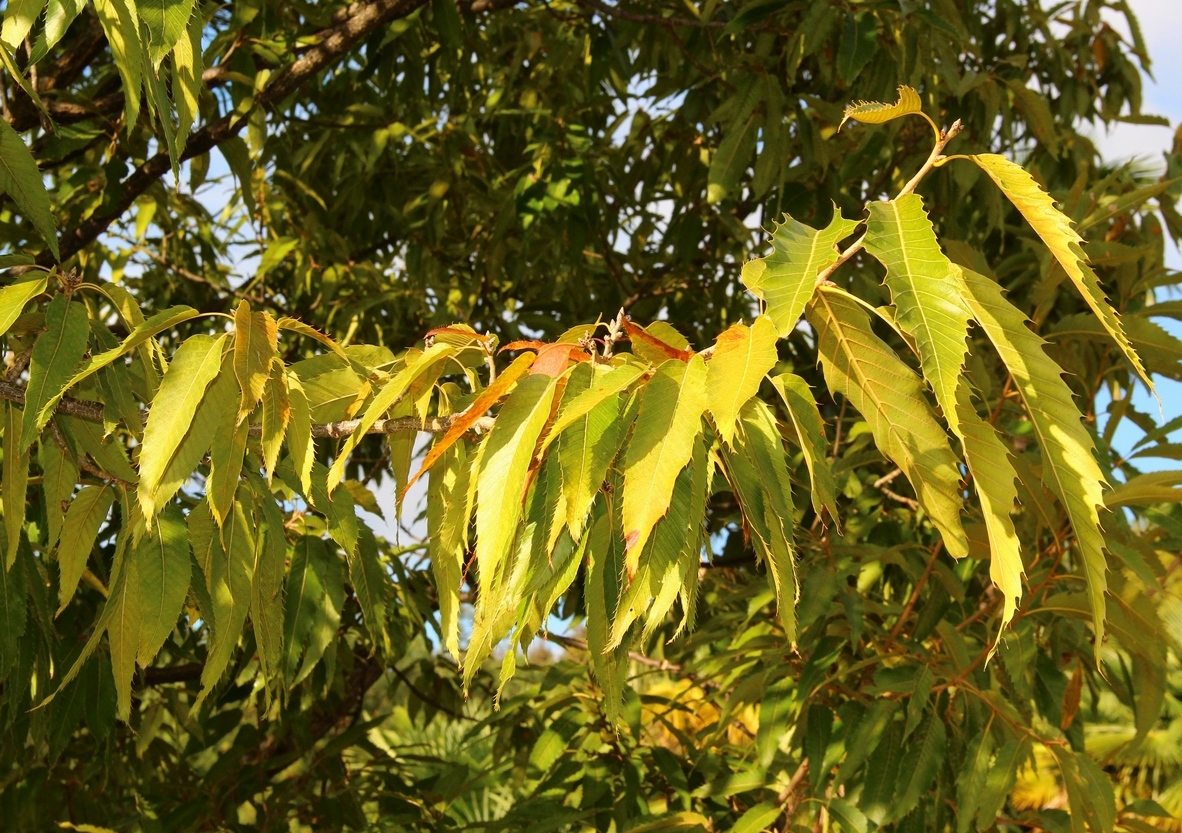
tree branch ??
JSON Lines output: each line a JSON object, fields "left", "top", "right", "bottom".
{"left": 38, "top": 0, "right": 485, "bottom": 268}
{"left": 0, "top": 378, "right": 494, "bottom": 440}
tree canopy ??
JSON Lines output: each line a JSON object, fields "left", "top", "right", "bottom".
{"left": 1, "top": 0, "right": 1181, "bottom": 831}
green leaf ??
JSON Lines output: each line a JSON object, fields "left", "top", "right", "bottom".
{"left": 1051, "top": 746, "right": 1116, "bottom": 833}
{"left": 22, "top": 295, "right": 90, "bottom": 448}
{"left": 137, "top": 333, "right": 229, "bottom": 520}
{"left": 584, "top": 500, "right": 628, "bottom": 724}
{"left": 707, "top": 80, "right": 761, "bottom": 203}
{"left": 889, "top": 712, "right": 946, "bottom": 822}
{"left": 976, "top": 738, "right": 1030, "bottom": 830}
{"left": 285, "top": 372, "right": 314, "bottom": 497}
{"left": 771, "top": 372, "right": 838, "bottom": 522}
{"left": 92, "top": 0, "right": 144, "bottom": 135}
{"left": 807, "top": 288, "right": 968, "bottom": 558}
{"left": 557, "top": 362, "right": 627, "bottom": 541}
{"left": 969, "top": 153, "right": 1151, "bottom": 393}
{"left": 138, "top": 0, "right": 195, "bottom": 67}
{"left": 207, "top": 418, "right": 248, "bottom": 528}
{"left": 0, "top": 119, "right": 58, "bottom": 259}
{"left": 0, "top": 274, "right": 47, "bottom": 340}
{"left": 539, "top": 361, "right": 644, "bottom": 456}
{"left": 837, "top": 12, "right": 878, "bottom": 83}
{"left": 622, "top": 355, "right": 708, "bottom": 576}
{"left": 132, "top": 506, "right": 190, "bottom": 668}
{"left": 805, "top": 703, "right": 834, "bottom": 793}
{"left": 106, "top": 505, "right": 189, "bottom": 720}
{"left": 260, "top": 362, "right": 290, "bottom": 481}
{"left": 282, "top": 535, "right": 345, "bottom": 686}
{"left": 170, "top": 12, "right": 202, "bottom": 148}
{"left": 731, "top": 802, "right": 782, "bottom": 833}
{"left": 959, "top": 268, "right": 1110, "bottom": 649}
{"left": 1105, "top": 471, "right": 1182, "bottom": 507}
{"left": 38, "top": 437, "right": 78, "bottom": 551}
{"left": 56, "top": 485, "right": 114, "bottom": 615}
{"left": 840, "top": 84, "right": 924, "bottom": 129}
{"left": 864, "top": 195, "right": 972, "bottom": 437}
{"left": 705, "top": 315, "right": 778, "bottom": 446}
{"left": 349, "top": 522, "right": 391, "bottom": 655}
{"left": 0, "top": 546, "right": 27, "bottom": 677}
{"left": 726, "top": 399, "right": 799, "bottom": 642}
{"left": 3, "top": 403, "right": 29, "bottom": 568}
{"left": 326, "top": 342, "right": 455, "bottom": 494}
{"left": 31, "top": 0, "right": 85, "bottom": 62}
{"left": 245, "top": 471, "right": 286, "bottom": 687}
{"left": 955, "top": 729, "right": 995, "bottom": 833}
{"left": 44, "top": 305, "right": 198, "bottom": 420}
{"left": 0, "top": 0, "right": 48, "bottom": 50}
{"left": 828, "top": 798, "right": 870, "bottom": 833}
{"left": 861, "top": 720, "right": 904, "bottom": 824}
{"left": 190, "top": 498, "right": 254, "bottom": 708}
{"left": 233, "top": 301, "right": 278, "bottom": 425}
{"left": 741, "top": 209, "right": 860, "bottom": 337}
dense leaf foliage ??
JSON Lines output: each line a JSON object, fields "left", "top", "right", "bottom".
{"left": 0, "top": 0, "right": 1181, "bottom": 831}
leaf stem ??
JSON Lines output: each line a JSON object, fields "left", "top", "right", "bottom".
{"left": 813, "top": 119, "right": 964, "bottom": 289}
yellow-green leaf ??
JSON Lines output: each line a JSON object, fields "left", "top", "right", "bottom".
{"left": 621, "top": 355, "right": 708, "bottom": 576}
{"left": 475, "top": 372, "right": 560, "bottom": 596}
{"left": 428, "top": 440, "right": 472, "bottom": 660}
{"left": 706, "top": 314, "right": 778, "bottom": 446}
{"left": 864, "top": 195, "right": 972, "bottom": 435}
{"left": 23, "top": 294, "right": 90, "bottom": 448}
{"left": 233, "top": 301, "right": 278, "bottom": 425}
{"left": 958, "top": 267, "right": 1109, "bottom": 648}
{"left": 770, "top": 372, "right": 838, "bottom": 523}
{"left": 742, "top": 209, "right": 860, "bottom": 337}
{"left": 137, "top": 333, "right": 228, "bottom": 520}
{"left": 557, "top": 362, "right": 628, "bottom": 542}
{"left": 955, "top": 383, "right": 1023, "bottom": 642}
{"left": 807, "top": 288, "right": 968, "bottom": 558}
{"left": 207, "top": 418, "right": 249, "bottom": 528}
{"left": 969, "top": 153, "right": 1151, "bottom": 392}
{"left": 3, "top": 403, "right": 29, "bottom": 567}
{"left": 0, "top": 275, "right": 47, "bottom": 341}
{"left": 92, "top": 0, "right": 144, "bottom": 136}
{"left": 56, "top": 485, "right": 114, "bottom": 615}
{"left": 538, "top": 360, "right": 644, "bottom": 457}
{"left": 260, "top": 361, "right": 290, "bottom": 481}
{"left": 285, "top": 372, "right": 314, "bottom": 497}
{"left": 840, "top": 84, "right": 923, "bottom": 129}
{"left": 0, "top": 0, "right": 47, "bottom": 50}
{"left": 0, "top": 119, "right": 58, "bottom": 259}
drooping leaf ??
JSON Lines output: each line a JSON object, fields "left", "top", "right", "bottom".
{"left": 584, "top": 499, "right": 628, "bottom": 724}
{"left": 707, "top": 78, "right": 761, "bottom": 203}
{"left": 863, "top": 195, "right": 972, "bottom": 436}
{"left": 207, "top": 418, "right": 249, "bottom": 528}
{"left": 969, "top": 153, "right": 1152, "bottom": 392}
{"left": 955, "top": 382, "right": 1023, "bottom": 639}
{"left": 56, "top": 485, "right": 114, "bottom": 615}
{"left": 741, "top": 209, "right": 860, "bottom": 337}
{"left": 956, "top": 729, "right": 995, "bottom": 833}
{"left": 428, "top": 439, "right": 472, "bottom": 660}
{"left": 807, "top": 288, "right": 968, "bottom": 557}
{"left": 0, "top": 119, "right": 58, "bottom": 259}
{"left": 38, "top": 436, "right": 79, "bottom": 552}
{"left": 91, "top": 0, "right": 144, "bottom": 136}
{"left": 538, "top": 360, "right": 645, "bottom": 457}
{"left": 260, "top": 361, "right": 290, "bottom": 481}
{"left": 722, "top": 398, "right": 799, "bottom": 643}
{"left": 138, "top": 0, "right": 195, "bottom": 67}
{"left": 245, "top": 471, "right": 286, "bottom": 687}
{"left": 889, "top": 712, "right": 946, "bottom": 822}
{"left": 621, "top": 355, "right": 708, "bottom": 576}
{"left": 285, "top": 372, "right": 314, "bottom": 497}
{"left": 770, "top": 372, "right": 838, "bottom": 522}
{"left": 233, "top": 301, "right": 278, "bottom": 425}
{"left": 282, "top": 535, "right": 344, "bottom": 686}
{"left": 137, "top": 334, "right": 229, "bottom": 519}
{"left": 190, "top": 498, "right": 254, "bottom": 708}
{"left": 840, "top": 84, "right": 924, "bottom": 129}
{"left": 0, "top": 544, "right": 27, "bottom": 676}
{"left": 3, "top": 403, "right": 29, "bottom": 567}
{"left": 349, "top": 522, "right": 392, "bottom": 656}
{"left": 556, "top": 362, "right": 627, "bottom": 542}
{"left": 976, "top": 738, "right": 1031, "bottom": 829}
{"left": 705, "top": 315, "right": 778, "bottom": 446}
{"left": 474, "top": 372, "right": 560, "bottom": 596}
{"left": 959, "top": 268, "right": 1109, "bottom": 647}
{"left": 1105, "top": 470, "right": 1182, "bottom": 507}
